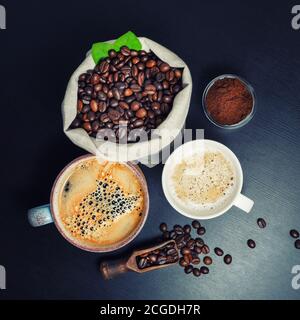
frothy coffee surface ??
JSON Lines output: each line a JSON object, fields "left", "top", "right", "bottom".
{"left": 58, "top": 159, "right": 144, "bottom": 248}
{"left": 171, "top": 152, "right": 235, "bottom": 211}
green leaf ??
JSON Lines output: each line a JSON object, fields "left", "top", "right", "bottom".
{"left": 91, "top": 31, "right": 142, "bottom": 64}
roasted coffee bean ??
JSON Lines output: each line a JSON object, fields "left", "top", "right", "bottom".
{"left": 247, "top": 239, "right": 256, "bottom": 249}
{"left": 119, "top": 101, "right": 129, "bottom": 110}
{"left": 130, "top": 83, "right": 142, "bottom": 92}
{"left": 136, "top": 108, "right": 147, "bottom": 119}
{"left": 162, "top": 231, "right": 170, "bottom": 240}
{"left": 90, "top": 100, "right": 98, "bottom": 112}
{"left": 137, "top": 257, "right": 147, "bottom": 269}
{"left": 83, "top": 122, "right": 92, "bottom": 132}
{"left": 214, "top": 247, "right": 224, "bottom": 256}
{"left": 195, "top": 238, "right": 204, "bottom": 247}
{"left": 167, "top": 248, "right": 177, "bottom": 256}
{"left": 82, "top": 104, "right": 90, "bottom": 114}
{"left": 77, "top": 100, "right": 83, "bottom": 112}
{"left": 130, "top": 101, "right": 141, "bottom": 112}
{"left": 174, "top": 225, "right": 183, "bottom": 234}
{"left": 132, "top": 119, "right": 144, "bottom": 128}
{"left": 191, "top": 256, "right": 200, "bottom": 265}
{"left": 97, "top": 91, "right": 107, "bottom": 101}
{"left": 91, "top": 120, "right": 100, "bottom": 132}
{"left": 201, "top": 245, "right": 210, "bottom": 254}
{"left": 295, "top": 239, "right": 300, "bottom": 249}
{"left": 192, "top": 268, "right": 201, "bottom": 277}
{"left": 197, "top": 227, "right": 206, "bottom": 236}
{"left": 159, "top": 63, "right": 170, "bottom": 73}
{"left": 257, "top": 218, "right": 267, "bottom": 229}
{"left": 112, "top": 88, "right": 121, "bottom": 100}
{"left": 88, "top": 111, "right": 96, "bottom": 122}
{"left": 98, "top": 101, "right": 107, "bottom": 113}
{"left": 203, "top": 256, "right": 212, "bottom": 265}
{"left": 159, "top": 223, "right": 167, "bottom": 232}
{"left": 192, "top": 220, "right": 201, "bottom": 229}
{"left": 187, "top": 239, "right": 195, "bottom": 248}
{"left": 183, "top": 234, "right": 191, "bottom": 243}
{"left": 224, "top": 254, "right": 232, "bottom": 265}
{"left": 100, "top": 113, "right": 110, "bottom": 123}
{"left": 169, "top": 231, "right": 177, "bottom": 240}
{"left": 179, "top": 257, "right": 188, "bottom": 267}
{"left": 194, "top": 246, "right": 202, "bottom": 254}
{"left": 120, "top": 46, "right": 131, "bottom": 56}
{"left": 124, "top": 88, "right": 133, "bottom": 97}
{"left": 290, "top": 229, "right": 300, "bottom": 238}
{"left": 71, "top": 118, "right": 81, "bottom": 128}
{"left": 144, "top": 84, "right": 157, "bottom": 94}
{"left": 108, "top": 49, "right": 117, "bottom": 58}
{"left": 183, "top": 225, "right": 191, "bottom": 234}
{"left": 184, "top": 265, "right": 193, "bottom": 274}
{"left": 200, "top": 266, "right": 209, "bottom": 274}
{"left": 181, "top": 247, "right": 191, "bottom": 256}
{"left": 148, "top": 254, "right": 157, "bottom": 263}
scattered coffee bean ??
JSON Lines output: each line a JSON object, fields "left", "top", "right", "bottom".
{"left": 247, "top": 239, "right": 256, "bottom": 249}
{"left": 183, "top": 225, "right": 191, "bottom": 234}
{"left": 201, "top": 245, "right": 210, "bottom": 254}
{"left": 159, "top": 223, "right": 167, "bottom": 232}
{"left": 214, "top": 247, "right": 224, "bottom": 256}
{"left": 257, "top": 218, "right": 267, "bottom": 229}
{"left": 184, "top": 265, "right": 193, "bottom": 274}
{"left": 203, "top": 256, "right": 212, "bottom": 265}
{"left": 197, "top": 227, "right": 206, "bottom": 236}
{"left": 200, "top": 266, "right": 209, "bottom": 274}
{"left": 192, "top": 268, "right": 201, "bottom": 277}
{"left": 224, "top": 254, "right": 232, "bottom": 265}
{"left": 72, "top": 47, "right": 183, "bottom": 141}
{"left": 290, "top": 229, "right": 300, "bottom": 239}
{"left": 192, "top": 220, "right": 201, "bottom": 229}
{"left": 295, "top": 239, "right": 300, "bottom": 249}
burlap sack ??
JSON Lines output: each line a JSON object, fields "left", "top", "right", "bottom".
{"left": 62, "top": 37, "right": 192, "bottom": 166}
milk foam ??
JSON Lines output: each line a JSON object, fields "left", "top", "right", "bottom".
{"left": 169, "top": 151, "right": 236, "bottom": 213}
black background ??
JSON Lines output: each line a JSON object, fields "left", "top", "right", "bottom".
{"left": 0, "top": 0, "right": 300, "bottom": 299}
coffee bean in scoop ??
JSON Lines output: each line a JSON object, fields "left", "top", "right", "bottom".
{"left": 295, "top": 239, "right": 300, "bottom": 249}
{"left": 290, "top": 229, "right": 299, "bottom": 239}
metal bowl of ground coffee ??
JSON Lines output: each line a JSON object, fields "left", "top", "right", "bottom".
{"left": 202, "top": 74, "right": 256, "bottom": 129}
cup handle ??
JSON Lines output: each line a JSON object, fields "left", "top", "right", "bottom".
{"left": 234, "top": 193, "right": 254, "bottom": 213}
{"left": 28, "top": 204, "right": 54, "bottom": 227}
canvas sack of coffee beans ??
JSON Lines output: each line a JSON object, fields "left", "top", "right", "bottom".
{"left": 62, "top": 36, "right": 192, "bottom": 167}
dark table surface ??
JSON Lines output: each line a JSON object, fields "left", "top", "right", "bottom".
{"left": 0, "top": 0, "right": 300, "bottom": 300}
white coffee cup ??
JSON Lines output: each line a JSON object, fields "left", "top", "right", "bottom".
{"left": 162, "top": 139, "right": 254, "bottom": 219}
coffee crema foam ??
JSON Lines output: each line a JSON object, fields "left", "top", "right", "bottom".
{"left": 170, "top": 152, "right": 236, "bottom": 211}
{"left": 58, "top": 159, "right": 144, "bottom": 248}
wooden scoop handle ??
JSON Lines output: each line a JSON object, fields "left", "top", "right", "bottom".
{"left": 100, "top": 259, "right": 130, "bottom": 280}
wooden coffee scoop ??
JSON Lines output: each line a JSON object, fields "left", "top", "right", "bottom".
{"left": 100, "top": 240, "right": 179, "bottom": 280}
